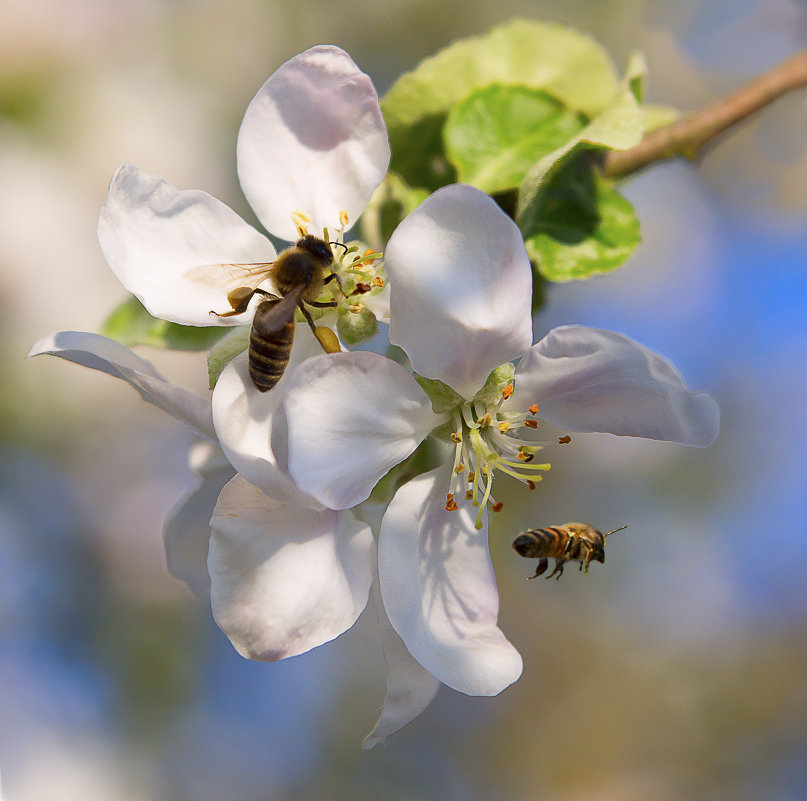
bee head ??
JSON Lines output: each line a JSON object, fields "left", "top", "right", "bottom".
{"left": 296, "top": 235, "right": 335, "bottom": 266}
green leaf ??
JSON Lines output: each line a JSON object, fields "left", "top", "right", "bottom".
{"left": 643, "top": 103, "right": 680, "bottom": 132}
{"left": 382, "top": 18, "right": 620, "bottom": 190}
{"left": 207, "top": 326, "right": 250, "bottom": 389}
{"left": 359, "top": 173, "right": 429, "bottom": 251}
{"left": 624, "top": 50, "right": 647, "bottom": 102}
{"left": 516, "top": 86, "right": 645, "bottom": 234}
{"left": 523, "top": 152, "right": 641, "bottom": 282}
{"left": 444, "top": 85, "right": 585, "bottom": 194}
{"left": 101, "top": 296, "right": 229, "bottom": 351}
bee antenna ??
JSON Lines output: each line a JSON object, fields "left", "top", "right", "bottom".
{"left": 604, "top": 525, "right": 628, "bottom": 538}
{"left": 329, "top": 241, "right": 348, "bottom": 253}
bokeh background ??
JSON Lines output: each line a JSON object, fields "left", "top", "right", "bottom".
{"left": 3, "top": 0, "right": 807, "bottom": 799}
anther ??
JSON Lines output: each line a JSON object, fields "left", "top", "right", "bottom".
{"left": 502, "top": 384, "right": 514, "bottom": 400}
{"left": 528, "top": 404, "right": 539, "bottom": 415}
{"left": 524, "top": 419, "right": 539, "bottom": 429}
{"left": 477, "top": 413, "right": 492, "bottom": 427}
{"left": 450, "top": 432, "right": 463, "bottom": 444}
{"left": 454, "top": 463, "right": 465, "bottom": 475}
{"left": 339, "top": 210, "right": 350, "bottom": 227}
{"left": 372, "top": 276, "right": 385, "bottom": 287}
{"left": 445, "top": 493, "right": 459, "bottom": 512}
{"left": 527, "top": 480, "right": 536, "bottom": 491}
{"left": 464, "top": 491, "right": 473, "bottom": 500}
{"left": 492, "top": 502, "right": 504, "bottom": 513}
{"left": 558, "top": 435, "right": 572, "bottom": 444}
{"left": 517, "top": 451, "right": 534, "bottom": 462}
{"left": 467, "top": 472, "right": 475, "bottom": 483}
{"left": 498, "top": 421, "right": 511, "bottom": 433}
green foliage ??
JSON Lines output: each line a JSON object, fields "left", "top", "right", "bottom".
{"left": 444, "top": 86, "right": 585, "bottom": 194}
{"left": 382, "top": 18, "right": 620, "bottom": 191}
{"left": 360, "top": 173, "right": 429, "bottom": 251}
{"left": 523, "top": 152, "right": 641, "bottom": 282}
{"left": 207, "top": 326, "right": 250, "bottom": 389}
{"left": 101, "top": 296, "right": 228, "bottom": 351}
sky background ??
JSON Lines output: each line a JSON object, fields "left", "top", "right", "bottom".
{"left": 2, "top": 0, "right": 806, "bottom": 799}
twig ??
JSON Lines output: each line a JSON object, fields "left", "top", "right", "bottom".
{"left": 602, "top": 50, "right": 807, "bottom": 178}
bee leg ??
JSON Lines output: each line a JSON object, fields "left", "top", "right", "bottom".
{"left": 297, "top": 301, "right": 337, "bottom": 355}
{"left": 546, "top": 560, "right": 565, "bottom": 580}
{"left": 528, "top": 558, "right": 549, "bottom": 580}
{"left": 210, "top": 287, "right": 277, "bottom": 317}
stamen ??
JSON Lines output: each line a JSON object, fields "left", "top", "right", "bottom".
{"left": 558, "top": 435, "right": 572, "bottom": 444}
{"left": 465, "top": 491, "right": 473, "bottom": 500}
{"left": 498, "top": 421, "right": 511, "bottom": 433}
{"left": 502, "top": 384, "right": 513, "bottom": 400}
{"left": 450, "top": 432, "right": 462, "bottom": 444}
{"left": 339, "top": 210, "right": 350, "bottom": 227}
{"left": 492, "top": 502, "right": 504, "bottom": 513}
{"left": 291, "top": 209, "right": 312, "bottom": 234}
{"left": 454, "top": 463, "right": 465, "bottom": 474}
{"left": 477, "top": 413, "right": 492, "bottom": 427}
{"left": 528, "top": 404, "right": 539, "bottom": 415}
{"left": 517, "top": 450, "right": 534, "bottom": 462}
{"left": 523, "top": 419, "right": 539, "bottom": 429}
{"left": 460, "top": 404, "right": 480, "bottom": 430}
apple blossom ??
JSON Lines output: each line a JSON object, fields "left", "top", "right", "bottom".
{"left": 96, "top": 45, "right": 390, "bottom": 348}
{"left": 257, "top": 183, "right": 719, "bottom": 695}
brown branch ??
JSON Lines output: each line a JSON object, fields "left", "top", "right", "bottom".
{"left": 602, "top": 50, "right": 807, "bottom": 178}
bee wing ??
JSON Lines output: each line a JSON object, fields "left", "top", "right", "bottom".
{"left": 251, "top": 283, "right": 307, "bottom": 335}
{"left": 184, "top": 261, "right": 275, "bottom": 294}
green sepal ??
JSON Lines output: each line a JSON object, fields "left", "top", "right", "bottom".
{"left": 101, "top": 295, "right": 228, "bottom": 351}
{"left": 207, "top": 326, "right": 250, "bottom": 389}
{"left": 473, "top": 363, "right": 516, "bottom": 406}
{"left": 382, "top": 18, "right": 620, "bottom": 191}
{"left": 444, "top": 85, "right": 585, "bottom": 194}
{"left": 415, "top": 374, "right": 464, "bottom": 414}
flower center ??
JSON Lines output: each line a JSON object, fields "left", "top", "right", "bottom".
{"left": 445, "top": 382, "right": 552, "bottom": 530}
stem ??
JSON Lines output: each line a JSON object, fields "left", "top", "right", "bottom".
{"left": 602, "top": 50, "right": 807, "bottom": 178}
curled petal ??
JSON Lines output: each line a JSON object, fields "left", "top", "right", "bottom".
{"left": 28, "top": 331, "right": 214, "bottom": 438}
{"left": 237, "top": 46, "right": 390, "bottom": 241}
{"left": 163, "top": 442, "right": 235, "bottom": 599}
{"left": 211, "top": 335, "right": 325, "bottom": 510}
{"left": 510, "top": 325, "right": 720, "bottom": 446}
{"left": 362, "top": 581, "right": 440, "bottom": 749}
{"left": 385, "top": 184, "right": 533, "bottom": 400}
{"left": 379, "top": 467, "right": 523, "bottom": 696}
{"left": 98, "top": 164, "right": 276, "bottom": 326}
{"left": 278, "top": 351, "right": 446, "bottom": 510}
{"left": 209, "top": 475, "right": 375, "bottom": 662}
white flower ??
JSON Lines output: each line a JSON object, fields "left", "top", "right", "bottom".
{"left": 225, "top": 183, "right": 720, "bottom": 696}
{"left": 29, "top": 332, "right": 431, "bottom": 745}
{"left": 97, "top": 45, "right": 390, "bottom": 328}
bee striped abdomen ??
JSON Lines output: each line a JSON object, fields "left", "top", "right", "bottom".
{"left": 514, "top": 527, "right": 569, "bottom": 560}
{"left": 248, "top": 299, "right": 295, "bottom": 393}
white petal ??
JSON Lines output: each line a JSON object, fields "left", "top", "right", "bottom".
{"left": 379, "top": 467, "right": 523, "bottom": 696}
{"left": 386, "top": 184, "right": 533, "bottom": 400}
{"left": 28, "top": 331, "right": 215, "bottom": 438}
{"left": 208, "top": 475, "right": 375, "bottom": 661}
{"left": 163, "top": 441, "right": 235, "bottom": 598}
{"left": 237, "top": 46, "right": 390, "bottom": 241}
{"left": 362, "top": 581, "right": 440, "bottom": 749}
{"left": 278, "top": 351, "right": 445, "bottom": 510}
{"left": 510, "top": 325, "right": 720, "bottom": 447}
{"left": 211, "top": 333, "right": 325, "bottom": 509}
{"left": 98, "top": 164, "right": 276, "bottom": 326}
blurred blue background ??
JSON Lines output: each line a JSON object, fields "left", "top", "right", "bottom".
{"left": 3, "top": 0, "right": 806, "bottom": 798}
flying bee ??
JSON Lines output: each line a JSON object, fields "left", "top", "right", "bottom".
{"left": 204, "top": 234, "right": 340, "bottom": 392}
{"left": 512, "top": 522, "right": 627, "bottom": 580}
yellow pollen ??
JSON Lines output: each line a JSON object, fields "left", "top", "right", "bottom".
{"left": 498, "top": 421, "right": 511, "bottom": 433}
{"left": 445, "top": 493, "right": 459, "bottom": 512}
{"left": 528, "top": 404, "right": 539, "bottom": 415}
{"left": 517, "top": 451, "right": 534, "bottom": 462}
{"left": 480, "top": 466, "right": 490, "bottom": 477}
{"left": 558, "top": 435, "right": 572, "bottom": 444}
{"left": 450, "top": 432, "right": 463, "bottom": 444}
{"left": 477, "top": 413, "right": 492, "bottom": 427}
{"left": 372, "top": 276, "right": 385, "bottom": 287}
{"left": 467, "top": 471, "right": 475, "bottom": 483}
{"left": 464, "top": 491, "right": 473, "bottom": 500}
{"left": 524, "top": 419, "right": 539, "bottom": 430}
{"left": 502, "top": 384, "right": 513, "bottom": 400}
{"left": 339, "top": 210, "right": 350, "bottom": 227}
{"left": 454, "top": 463, "right": 465, "bottom": 475}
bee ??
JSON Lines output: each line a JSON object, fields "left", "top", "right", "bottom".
{"left": 205, "top": 235, "right": 340, "bottom": 392}
{"left": 512, "top": 523, "right": 627, "bottom": 580}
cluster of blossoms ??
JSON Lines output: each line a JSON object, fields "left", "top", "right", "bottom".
{"left": 30, "top": 46, "right": 719, "bottom": 747}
